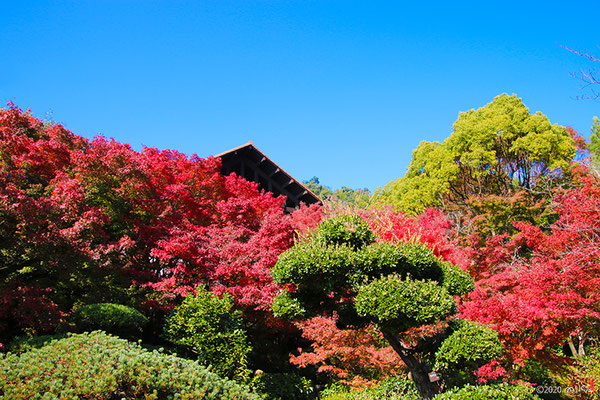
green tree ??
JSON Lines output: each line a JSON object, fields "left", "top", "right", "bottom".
{"left": 304, "top": 177, "right": 334, "bottom": 200}
{"left": 375, "top": 94, "right": 576, "bottom": 215}
{"left": 271, "top": 215, "right": 474, "bottom": 399}
{"left": 304, "top": 177, "right": 371, "bottom": 207}
{"left": 164, "top": 288, "right": 251, "bottom": 381}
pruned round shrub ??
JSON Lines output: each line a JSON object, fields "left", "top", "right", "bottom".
{"left": 435, "top": 320, "right": 503, "bottom": 387}
{"left": 272, "top": 292, "right": 306, "bottom": 320}
{"left": 272, "top": 240, "right": 357, "bottom": 292}
{"left": 164, "top": 288, "right": 251, "bottom": 381}
{"left": 355, "top": 275, "right": 455, "bottom": 332}
{"left": 315, "top": 215, "right": 375, "bottom": 250}
{"left": 0, "top": 331, "right": 261, "bottom": 400}
{"left": 250, "top": 372, "right": 314, "bottom": 400}
{"left": 433, "top": 383, "right": 541, "bottom": 399}
{"left": 356, "top": 242, "right": 443, "bottom": 283}
{"left": 439, "top": 261, "right": 474, "bottom": 296}
{"left": 70, "top": 303, "right": 148, "bottom": 339}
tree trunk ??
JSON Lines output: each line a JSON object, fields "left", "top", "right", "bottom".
{"left": 382, "top": 330, "right": 436, "bottom": 399}
{"left": 567, "top": 337, "right": 579, "bottom": 358}
{"left": 578, "top": 334, "right": 586, "bottom": 357}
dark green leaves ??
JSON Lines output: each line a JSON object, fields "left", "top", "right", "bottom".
{"left": 164, "top": 289, "right": 251, "bottom": 381}
{"left": 355, "top": 275, "right": 455, "bottom": 333}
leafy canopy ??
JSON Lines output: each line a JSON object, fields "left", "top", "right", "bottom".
{"left": 375, "top": 94, "right": 576, "bottom": 214}
{"left": 164, "top": 287, "right": 251, "bottom": 381}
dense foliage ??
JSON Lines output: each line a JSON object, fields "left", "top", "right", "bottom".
{"left": 0, "top": 103, "right": 296, "bottom": 347}
{"left": 460, "top": 170, "right": 600, "bottom": 369}
{"left": 70, "top": 303, "right": 148, "bottom": 339}
{"left": 320, "top": 377, "right": 420, "bottom": 400}
{"left": 375, "top": 94, "right": 576, "bottom": 215}
{"left": 434, "top": 320, "right": 503, "bottom": 387}
{"left": 0, "top": 331, "right": 260, "bottom": 400}
{"left": 250, "top": 372, "right": 314, "bottom": 400}
{"left": 433, "top": 383, "right": 541, "bottom": 400}
{"left": 164, "top": 288, "right": 251, "bottom": 381}
{"left": 289, "top": 316, "right": 404, "bottom": 387}
{"left": 3, "top": 93, "right": 600, "bottom": 399}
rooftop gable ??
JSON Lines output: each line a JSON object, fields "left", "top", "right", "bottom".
{"left": 216, "top": 142, "right": 321, "bottom": 210}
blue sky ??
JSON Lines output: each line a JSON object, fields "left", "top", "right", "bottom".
{"left": 2, "top": 1, "right": 599, "bottom": 191}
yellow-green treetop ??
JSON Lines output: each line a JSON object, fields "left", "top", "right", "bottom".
{"left": 375, "top": 94, "right": 576, "bottom": 214}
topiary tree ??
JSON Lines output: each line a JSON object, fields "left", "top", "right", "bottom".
{"left": 164, "top": 287, "right": 251, "bottom": 381}
{"left": 271, "top": 215, "right": 475, "bottom": 399}
{"left": 434, "top": 320, "right": 503, "bottom": 388}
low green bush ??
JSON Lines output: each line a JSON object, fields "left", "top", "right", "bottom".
{"left": 433, "top": 383, "right": 541, "bottom": 400}
{"left": 164, "top": 288, "right": 251, "bottom": 381}
{"left": 70, "top": 303, "right": 148, "bottom": 339}
{"left": 0, "top": 331, "right": 261, "bottom": 400}
{"left": 250, "top": 372, "right": 314, "bottom": 400}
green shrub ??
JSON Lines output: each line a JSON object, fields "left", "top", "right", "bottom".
{"left": 272, "top": 292, "right": 306, "bottom": 319}
{"left": 272, "top": 240, "right": 357, "bottom": 293}
{"left": 435, "top": 320, "right": 503, "bottom": 387}
{"left": 70, "top": 303, "right": 148, "bottom": 339}
{"left": 355, "top": 275, "right": 455, "bottom": 332}
{"left": 250, "top": 372, "right": 314, "bottom": 400}
{"left": 439, "top": 261, "right": 474, "bottom": 296}
{"left": 356, "top": 242, "right": 443, "bottom": 283}
{"left": 320, "top": 377, "right": 420, "bottom": 400}
{"left": 164, "top": 288, "right": 251, "bottom": 381}
{"left": 315, "top": 215, "right": 375, "bottom": 250}
{"left": 0, "top": 331, "right": 261, "bottom": 400}
{"left": 434, "top": 383, "right": 541, "bottom": 399}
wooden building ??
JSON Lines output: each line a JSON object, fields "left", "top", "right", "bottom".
{"left": 216, "top": 142, "right": 321, "bottom": 211}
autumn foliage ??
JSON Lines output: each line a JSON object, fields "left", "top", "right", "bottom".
{"left": 461, "top": 169, "right": 600, "bottom": 369}
{"left": 0, "top": 103, "right": 296, "bottom": 346}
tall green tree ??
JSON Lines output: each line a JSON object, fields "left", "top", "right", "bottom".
{"left": 375, "top": 94, "right": 576, "bottom": 215}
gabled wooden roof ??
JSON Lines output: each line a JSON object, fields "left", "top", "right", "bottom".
{"left": 216, "top": 142, "right": 321, "bottom": 210}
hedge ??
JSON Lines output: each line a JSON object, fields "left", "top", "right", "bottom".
{"left": 0, "top": 331, "right": 261, "bottom": 400}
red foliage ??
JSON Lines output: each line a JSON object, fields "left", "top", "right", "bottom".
{"left": 289, "top": 203, "right": 324, "bottom": 239}
{"left": 461, "top": 170, "right": 600, "bottom": 366}
{"left": 364, "top": 206, "right": 468, "bottom": 268}
{"left": 0, "top": 103, "right": 298, "bottom": 343}
{"left": 290, "top": 314, "right": 404, "bottom": 388}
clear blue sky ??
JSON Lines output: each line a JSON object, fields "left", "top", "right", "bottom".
{"left": 2, "top": 1, "right": 599, "bottom": 191}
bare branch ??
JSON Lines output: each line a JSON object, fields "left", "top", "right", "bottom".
{"left": 561, "top": 44, "right": 600, "bottom": 100}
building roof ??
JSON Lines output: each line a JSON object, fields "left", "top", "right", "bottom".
{"left": 216, "top": 141, "right": 321, "bottom": 210}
